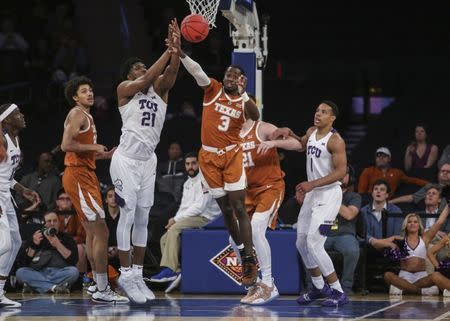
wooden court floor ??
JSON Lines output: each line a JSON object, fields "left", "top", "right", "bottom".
{"left": 2, "top": 291, "right": 450, "bottom": 321}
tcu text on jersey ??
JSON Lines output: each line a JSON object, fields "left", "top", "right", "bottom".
{"left": 307, "top": 145, "right": 322, "bottom": 158}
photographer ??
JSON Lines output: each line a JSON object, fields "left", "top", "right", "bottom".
{"left": 15, "top": 211, "right": 79, "bottom": 294}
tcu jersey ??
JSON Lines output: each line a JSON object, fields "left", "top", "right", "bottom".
{"left": 201, "top": 78, "right": 245, "bottom": 148}
{"left": 240, "top": 121, "right": 284, "bottom": 188}
{"left": 64, "top": 107, "right": 97, "bottom": 170}
{"left": 0, "top": 133, "right": 20, "bottom": 192}
{"left": 117, "top": 86, "right": 166, "bottom": 160}
{"left": 306, "top": 128, "right": 340, "bottom": 188}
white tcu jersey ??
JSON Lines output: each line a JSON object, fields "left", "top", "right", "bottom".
{"left": 117, "top": 86, "right": 167, "bottom": 160}
{"left": 0, "top": 134, "right": 21, "bottom": 192}
{"left": 306, "top": 128, "right": 340, "bottom": 189}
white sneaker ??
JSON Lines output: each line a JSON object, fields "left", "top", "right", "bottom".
{"left": 0, "top": 308, "right": 21, "bottom": 320}
{"left": 86, "top": 283, "right": 97, "bottom": 296}
{"left": 444, "top": 289, "right": 450, "bottom": 297}
{"left": 0, "top": 291, "right": 21, "bottom": 308}
{"left": 389, "top": 285, "right": 402, "bottom": 296}
{"left": 118, "top": 275, "right": 146, "bottom": 303}
{"left": 135, "top": 276, "right": 155, "bottom": 301}
{"left": 422, "top": 285, "right": 439, "bottom": 296}
{"left": 91, "top": 285, "right": 129, "bottom": 304}
{"left": 165, "top": 273, "right": 181, "bottom": 294}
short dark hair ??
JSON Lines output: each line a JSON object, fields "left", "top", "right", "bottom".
{"left": 373, "top": 179, "right": 391, "bottom": 194}
{"left": 56, "top": 188, "right": 66, "bottom": 199}
{"left": 321, "top": 100, "right": 339, "bottom": 117}
{"left": 184, "top": 151, "right": 198, "bottom": 160}
{"left": 64, "top": 76, "right": 94, "bottom": 107}
{"left": 227, "top": 64, "right": 245, "bottom": 76}
{"left": 120, "top": 57, "right": 144, "bottom": 82}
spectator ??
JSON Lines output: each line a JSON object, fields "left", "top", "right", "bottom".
{"left": 361, "top": 179, "right": 403, "bottom": 250}
{"left": 149, "top": 152, "right": 221, "bottom": 293}
{"left": 428, "top": 233, "right": 450, "bottom": 297}
{"left": 438, "top": 145, "right": 450, "bottom": 170}
{"left": 16, "top": 152, "right": 62, "bottom": 211}
{"left": 390, "top": 163, "right": 450, "bottom": 213}
{"left": 0, "top": 17, "right": 29, "bottom": 53}
{"left": 404, "top": 124, "right": 438, "bottom": 172}
{"left": 420, "top": 185, "right": 447, "bottom": 231}
{"left": 104, "top": 186, "right": 120, "bottom": 269}
{"left": 15, "top": 211, "right": 79, "bottom": 294}
{"left": 55, "top": 188, "right": 87, "bottom": 275}
{"left": 358, "top": 147, "right": 429, "bottom": 198}
{"left": 156, "top": 141, "right": 186, "bottom": 203}
{"left": 325, "top": 166, "right": 362, "bottom": 294}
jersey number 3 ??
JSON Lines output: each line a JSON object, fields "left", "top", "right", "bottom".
{"left": 218, "top": 115, "right": 230, "bottom": 132}
{"left": 142, "top": 112, "right": 156, "bottom": 127}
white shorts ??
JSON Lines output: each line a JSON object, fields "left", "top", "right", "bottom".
{"left": 297, "top": 185, "right": 342, "bottom": 236}
{"left": 398, "top": 270, "right": 428, "bottom": 283}
{"left": 110, "top": 151, "right": 157, "bottom": 209}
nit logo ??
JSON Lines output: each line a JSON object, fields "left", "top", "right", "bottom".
{"left": 209, "top": 245, "right": 259, "bottom": 286}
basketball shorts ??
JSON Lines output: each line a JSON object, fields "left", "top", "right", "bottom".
{"left": 199, "top": 145, "right": 246, "bottom": 198}
{"left": 63, "top": 166, "right": 105, "bottom": 222}
{"left": 110, "top": 151, "right": 156, "bottom": 209}
{"left": 246, "top": 179, "right": 285, "bottom": 229}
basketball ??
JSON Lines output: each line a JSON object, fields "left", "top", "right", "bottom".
{"left": 181, "top": 14, "right": 209, "bottom": 43}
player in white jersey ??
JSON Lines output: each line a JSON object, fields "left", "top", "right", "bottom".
{"left": 109, "top": 19, "right": 180, "bottom": 303}
{"left": 0, "top": 103, "right": 40, "bottom": 308}
{"left": 272, "top": 101, "right": 348, "bottom": 306}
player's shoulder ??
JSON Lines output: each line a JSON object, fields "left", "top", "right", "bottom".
{"left": 329, "top": 130, "right": 345, "bottom": 148}
{"left": 305, "top": 126, "right": 316, "bottom": 136}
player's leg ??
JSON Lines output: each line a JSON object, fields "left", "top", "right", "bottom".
{"left": 0, "top": 199, "right": 22, "bottom": 307}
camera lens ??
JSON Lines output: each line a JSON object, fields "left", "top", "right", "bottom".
{"left": 43, "top": 227, "right": 57, "bottom": 237}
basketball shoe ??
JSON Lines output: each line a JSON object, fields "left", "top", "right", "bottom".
{"left": 118, "top": 273, "right": 146, "bottom": 303}
{"left": 149, "top": 268, "right": 178, "bottom": 283}
{"left": 243, "top": 282, "right": 279, "bottom": 305}
{"left": 296, "top": 283, "right": 332, "bottom": 305}
{"left": 321, "top": 289, "right": 349, "bottom": 307}
{"left": 0, "top": 290, "right": 21, "bottom": 308}
{"left": 91, "top": 285, "right": 129, "bottom": 304}
{"left": 134, "top": 274, "right": 155, "bottom": 301}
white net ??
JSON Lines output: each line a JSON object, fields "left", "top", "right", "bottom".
{"left": 186, "top": 0, "right": 221, "bottom": 28}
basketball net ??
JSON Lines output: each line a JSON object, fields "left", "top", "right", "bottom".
{"left": 186, "top": 0, "right": 221, "bottom": 28}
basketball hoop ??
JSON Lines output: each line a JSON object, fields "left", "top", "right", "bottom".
{"left": 186, "top": 0, "right": 221, "bottom": 28}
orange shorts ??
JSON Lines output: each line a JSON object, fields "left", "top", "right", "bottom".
{"left": 245, "top": 179, "right": 285, "bottom": 229}
{"left": 62, "top": 166, "right": 105, "bottom": 222}
{"left": 199, "top": 146, "right": 246, "bottom": 198}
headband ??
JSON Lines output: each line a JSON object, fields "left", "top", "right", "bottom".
{"left": 0, "top": 104, "right": 18, "bottom": 122}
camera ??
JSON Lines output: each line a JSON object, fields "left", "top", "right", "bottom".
{"left": 41, "top": 227, "right": 57, "bottom": 237}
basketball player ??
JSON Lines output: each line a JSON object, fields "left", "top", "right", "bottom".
{"left": 272, "top": 101, "right": 349, "bottom": 306}
{"left": 0, "top": 103, "right": 40, "bottom": 307}
{"left": 110, "top": 19, "right": 180, "bottom": 303}
{"left": 238, "top": 116, "right": 302, "bottom": 304}
{"left": 171, "top": 21, "right": 260, "bottom": 285}
{"left": 61, "top": 76, "right": 128, "bottom": 304}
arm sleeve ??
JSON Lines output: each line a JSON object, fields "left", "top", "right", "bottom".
{"left": 180, "top": 55, "right": 211, "bottom": 87}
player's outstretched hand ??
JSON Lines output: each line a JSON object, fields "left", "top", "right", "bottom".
{"left": 296, "top": 181, "right": 314, "bottom": 194}
{"left": 257, "top": 141, "right": 276, "bottom": 154}
{"left": 97, "top": 146, "right": 117, "bottom": 160}
{"left": 270, "top": 127, "right": 291, "bottom": 140}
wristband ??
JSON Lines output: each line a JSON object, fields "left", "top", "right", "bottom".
{"left": 241, "top": 92, "right": 250, "bottom": 102}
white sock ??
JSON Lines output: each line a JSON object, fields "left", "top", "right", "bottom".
{"left": 329, "top": 280, "right": 343, "bottom": 293}
{"left": 96, "top": 273, "right": 108, "bottom": 292}
{"left": 311, "top": 276, "right": 325, "bottom": 290}
{"left": 132, "top": 264, "right": 143, "bottom": 278}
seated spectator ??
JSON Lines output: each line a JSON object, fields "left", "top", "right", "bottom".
{"left": 420, "top": 185, "right": 448, "bottom": 232}
{"left": 384, "top": 205, "right": 449, "bottom": 296}
{"left": 0, "top": 17, "right": 29, "bottom": 52}
{"left": 404, "top": 124, "right": 439, "bottom": 172}
{"left": 16, "top": 152, "right": 62, "bottom": 211}
{"left": 55, "top": 189, "right": 87, "bottom": 275}
{"left": 325, "top": 167, "right": 362, "bottom": 294}
{"left": 104, "top": 186, "right": 120, "bottom": 269}
{"left": 438, "top": 145, "right": 450, "bottom": 170}
{"left": 390, "top": 163, "right": 450, "bottom": 213}
{"left": 358, "top": 147, "right": 429, "bottom": 200}
{"left": 156, "top": 142, "right": 186, "bottom": 204}
{"left": 361, "top": 179, "right": 403, "bottom": 249}
{"left": 149, "top": 152, "right": 221, "bottom": 293}
{"left": 15, "top": 211, "right": 79, "bottom": 294}
{"left": 428, "top": 232, "right": 450, "bottom": 297}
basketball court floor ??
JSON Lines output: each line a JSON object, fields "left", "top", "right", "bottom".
{"left": 2, "top": 292, "right": 450, "bottom": 321}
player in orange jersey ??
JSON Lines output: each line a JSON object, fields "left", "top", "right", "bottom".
{"left": 238, "top": 114, "right": 302, "bottom": 304}
{"left": 61, "top": 76, "right": 128, "bottom": 304}
{"left": 170, "top": 21, "right": 260, "bottom": 286}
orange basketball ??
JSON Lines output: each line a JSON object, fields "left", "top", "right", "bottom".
{"left": 181, "top": 14, "right": 209, "bottom": 43}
